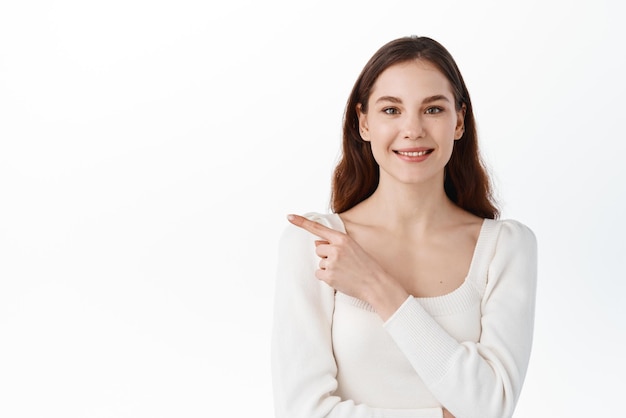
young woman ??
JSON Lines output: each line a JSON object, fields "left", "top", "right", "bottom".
{"left": 271, "top": 36, "right": 537, "bottom": 418}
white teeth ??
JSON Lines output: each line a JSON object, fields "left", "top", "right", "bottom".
{"left": 397, "top": 150, "right": 428, "bottom": 157}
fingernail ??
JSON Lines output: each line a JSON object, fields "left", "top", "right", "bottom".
{"left": 287, "top": 214, "right": 295, "bottom": 222}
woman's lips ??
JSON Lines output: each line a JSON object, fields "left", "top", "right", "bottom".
{"left": 393, "top": 148, "right": 434, "bottom": 161}
{"left": 395, "top": 150, "right": 431, "bottom": 157}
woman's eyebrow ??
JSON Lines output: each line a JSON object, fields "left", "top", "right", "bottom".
{"left": 422, "top": 94, "right": 450, "bottom": 104}
{"left": 374, "top": 95, "right": 402, "bottom": 104}
{"left": 374, "top": 94, "right": 451, "bottom": 105}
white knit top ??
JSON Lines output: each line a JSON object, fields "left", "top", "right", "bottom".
{"left": 271, "top": 212, "right": 537, "bottom": 418}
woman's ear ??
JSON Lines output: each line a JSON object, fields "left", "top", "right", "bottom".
{"left": 454, "top": 103, "right": 466, "bottom": 140}
{"left": 357, "top": 103, "right": 370, "bottom": 141}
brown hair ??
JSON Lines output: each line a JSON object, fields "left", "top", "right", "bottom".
{"left": 331, "top": 36, "right": 499, "bottom": 219}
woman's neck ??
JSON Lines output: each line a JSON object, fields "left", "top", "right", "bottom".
{"left": 351, "top": 174, "right": 459, "bottom": 233}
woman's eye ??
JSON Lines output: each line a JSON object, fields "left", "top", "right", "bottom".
{"left": 383, "top": 107, "right": 399, "bottom": 115}
{"left": 425, "top": 107, "right": 443, "bottom": 114}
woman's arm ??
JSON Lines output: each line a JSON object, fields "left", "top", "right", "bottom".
{"left": 271, "top": 219, "right": 444, "bottom": 418}
{"left": 383, "top": 221, "right": 537, "bottom": 418}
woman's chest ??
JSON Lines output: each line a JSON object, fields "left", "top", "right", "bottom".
{"left": 330, "top": 291, "right": 482, "bottom": 407}
{"left": 360, "top": 234, "right": 476, "bottom": 298}
{"left": 332, "top": 289, "right": 482, "bottom": 348}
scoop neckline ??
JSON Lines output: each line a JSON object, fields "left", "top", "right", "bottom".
{"left": 327, "top": 212, "right": 491, "bottom": 303}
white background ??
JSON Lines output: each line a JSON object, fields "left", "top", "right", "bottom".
{"left": 1, "top": 0, "right": 625, "bottom": 416}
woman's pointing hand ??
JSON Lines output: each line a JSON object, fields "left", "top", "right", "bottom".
{"left": 287, "top": 214, "right": 409, "bottom": 320}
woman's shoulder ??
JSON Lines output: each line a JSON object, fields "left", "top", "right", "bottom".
{"left": 483, "top": 218, "right": 537, "bottom": 251}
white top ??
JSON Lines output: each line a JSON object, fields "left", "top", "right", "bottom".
{"left": 271, "top": 212, "right": 537, "bottom": 418}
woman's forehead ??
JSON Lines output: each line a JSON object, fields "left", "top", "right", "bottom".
{"left": 369, "top": 60, "right": 454, "bottom": 101}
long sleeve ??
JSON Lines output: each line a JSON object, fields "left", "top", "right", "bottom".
{"left": 271, "top": 215, "right": 444, "bottom": 418}
{"left": 383, "top": 220, "right": 537, "bottom": 418}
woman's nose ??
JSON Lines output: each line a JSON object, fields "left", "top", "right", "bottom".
{"left": 403, "top": 114, "right": 425, "bottom": 139}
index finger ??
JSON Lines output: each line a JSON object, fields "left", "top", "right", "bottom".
{"left": 287, "top": 214, "right": 345, "bottom": 242}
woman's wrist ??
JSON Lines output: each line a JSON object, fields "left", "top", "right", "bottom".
{"left": 367, "top": 272, "right": 410, "bottom": 321}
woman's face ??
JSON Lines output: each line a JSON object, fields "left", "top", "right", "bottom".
{"left": 358, "top": 59, "right": 465, "bottom": 188}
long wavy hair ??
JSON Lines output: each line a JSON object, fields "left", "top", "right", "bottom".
{"left": 331, "top": 36, "right": 499, "bottom": 219}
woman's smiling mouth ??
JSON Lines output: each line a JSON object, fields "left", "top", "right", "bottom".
{"left": 395, "top": 150, "right": 432, "bottom": 157}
